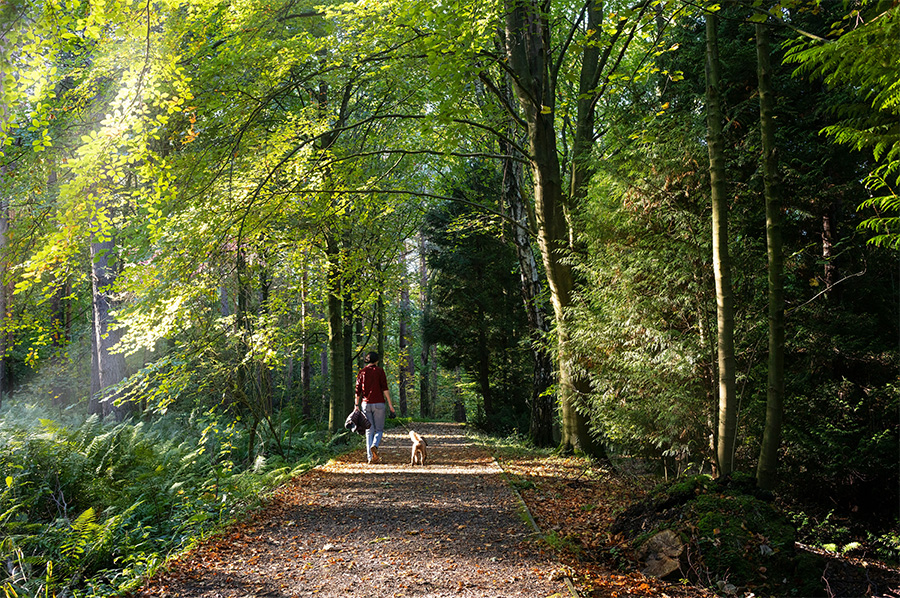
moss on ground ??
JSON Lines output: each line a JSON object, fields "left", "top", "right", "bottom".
{"left": 612, "top": 472, "right": 824, "bottom": 596}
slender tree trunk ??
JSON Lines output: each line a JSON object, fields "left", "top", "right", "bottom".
{"left": 0, "top": 34, "right": 9, "bottom": 407}
{"left": 0, "top": 185, "right": 7, "bottom": 408}
{"left": 476, "top": 314, "right": 493, "bottom": 422}
{"left": 755, "top": 22, "right": 785, "bottom": 491}
{"left": 90, "top": 226, "right": 130, "bottom": 420}
{"left": 235, "top": 245, "right": 256, "bottom": 448}
{"left": 320, "top": 346, "right": 328, "bottom": 420}
{"left": 283, "top": 356, "right": 293, "bottom": 412}
{"left": 376, "top": 289, "right": 385, "bottom": 358}
{"left": 89, "top": 307, "right": 102, "bottom": 416}
{"left": 705, "top": 12, "right": 738, "bottom": 476}
{"left": 326, "top": 234, "right": 345, "bottom": 433}
{"left": 398, "top": 243, "right": 412, "bottom": 417}
{"left": 258, "top": 267, "right": 273, "bottom": 416}
{"left": 418, "top": 233, "right": 434, "bottom": 418}
{"left": 343, "top": 290, "right": 354, "bottom": 416}
{"left": 453, "top": 367, "right": 467, "bottom": 423}
{"left": 301, "top": 260, "right": 312, "bottom": 418}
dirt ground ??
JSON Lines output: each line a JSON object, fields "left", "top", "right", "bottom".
{"left": 134, "top": 422, "right": 895, "bottom": 598}
{"left": 135, "top": 422, "right": 572, "bottom": 598}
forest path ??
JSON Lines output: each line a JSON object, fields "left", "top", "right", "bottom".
{"left": 136, "top": 422, "right": 571, "bottom": 598}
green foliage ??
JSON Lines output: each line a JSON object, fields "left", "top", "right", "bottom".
{"left": 0, "top": 398, "right": 336, "bottom": 597}
{"left": 422, "top": 162, "right": 532, "bottom": 434}
{"left": 784, "top": 2, "right": 900, "bottom": 247}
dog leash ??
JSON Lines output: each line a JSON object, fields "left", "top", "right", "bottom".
{"left": 391, "top": 414, "right": 414, "bottom": 435}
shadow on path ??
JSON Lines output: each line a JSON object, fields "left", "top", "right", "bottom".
{"left": 137, "top": 423, "right": 568, "bottom": 598}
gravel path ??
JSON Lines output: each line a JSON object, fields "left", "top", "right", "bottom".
{"left": 136, "top": 422, "right": 570, "bottom": 598}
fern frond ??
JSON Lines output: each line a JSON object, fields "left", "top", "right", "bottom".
{"left": 60, "top": 507, "right": 97, "bottom": 559}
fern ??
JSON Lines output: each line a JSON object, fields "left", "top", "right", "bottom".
{"left": 60, "top": 507, "right": 97, "bottom": 560}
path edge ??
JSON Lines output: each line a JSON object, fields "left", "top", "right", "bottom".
{"left": 474, "top": 436, "right": 581, "bottom": 598}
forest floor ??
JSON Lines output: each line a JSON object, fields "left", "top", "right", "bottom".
{"left": 132, "top": 422, "right": 894, "bottom": 598}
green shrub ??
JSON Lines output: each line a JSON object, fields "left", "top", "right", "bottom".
{"left": 0, "top": 398, "right": 336, "bottom": 597}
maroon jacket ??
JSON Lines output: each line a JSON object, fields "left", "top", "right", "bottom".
{"left": 356, "top": 364, "right": 388, "bottom": 404}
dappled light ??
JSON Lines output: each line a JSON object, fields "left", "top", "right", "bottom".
{"left": 0, "top": 0, "right": 897, "bottom": 596}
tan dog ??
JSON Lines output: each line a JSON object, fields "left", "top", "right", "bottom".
{"left": 409, "top": 430, "right": 427, "bottom": 466}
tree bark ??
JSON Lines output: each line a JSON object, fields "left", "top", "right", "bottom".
{"left": 89, "top": 305, "right": 102, "bottom": 416}
{"left": 301, "top": 257, "right": 312, "bottom": 418}
{"left": 0, "top": 34, "right": 9, "bottom": 407}
{"left": 343, "top": 289, "right": 355, "bottom": 416}
{"left": 398, "top": 243, "right": 412, "bottom": 417}
{"left": 376, "top": 288, "right": 385, "bottom": 358}
{"left": 0, "top": 183, "right": 7, "bottom": 408}
{"left": 501, "top": 136, "right": 555, "bottom": 446}
{"left": 503, "top": 0, "right": 601, "bottom": 457}
{"left": 476, "top": 312, "right": 494, "bottom": 422}
{"left": 705, "top": 11, "right": 738, "bottom": 476}
{"left": 418, "top": 233, "right": 435, "bottom": 418}
{"left": 755, "top": 22, "right": 785, "bottom": 491}
{"left": 90, "top": 225, "right": 130, "bottom": 420}
{"left": 326, "top": 233, "right": 345, "bottom": 433}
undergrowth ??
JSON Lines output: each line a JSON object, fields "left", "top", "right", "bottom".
{"left": 0, "top": 399, "right": 342, "bottom": 598}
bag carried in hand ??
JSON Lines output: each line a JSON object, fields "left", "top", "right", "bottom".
{"left": 345, "top": 408, "right": 370, "bottom": 435}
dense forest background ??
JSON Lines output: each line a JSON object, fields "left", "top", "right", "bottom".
{"left": 0, "top": 0, "right": 897, "bottom": 595}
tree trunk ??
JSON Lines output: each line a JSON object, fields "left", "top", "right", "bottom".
{"left": 0, "top": 185, "right": 7, "bottom": 409}
{"left": 343, "top": 290, "right": 355, "bottom": 416}
{"left": 501, "top": 128, "right": 555, "bottom": 447}
{"left": 418, "top": 233, "right": 434, "bottom": 418}
{"left": 301, "top": 260, "right": 312, "bottom": 418}
{"left": 377, "top": 288, "right": 385, "bottom": 358}
{"left": 755, "top": 22, "right": 785, "bottom": 491}
{"left": 89, "top": 308, "right": 102, "bottom": 415}
{"left": 476, "top": 314, "right": 493, "bottom": 422}
{"left": 320, "top": 346, "right": 328, "bottom": 419}
{"left": 90, "top": 227, "right": 130, "bottom": 420}
{"left": 453, "top": 368, "right": 467, "bottom": 423}
{"left": 326, "top": 234, "right": 345, "bottom": 433}
{"left": 822, "top": 211, "right": 837, "bottom": 299}
{"left": 705, "top": 12, "right": 738, "bottom": 476}
{"left": 503, "top": 0, "right": 601, "bottom": 457}
{"left": 398, "top": 244, "right": 411, "bottom": 417}
{"left": 258, "top": 266, "right": 273, "bottom": 416}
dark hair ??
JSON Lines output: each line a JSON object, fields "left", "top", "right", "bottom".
{"left": 365, "top": 351, "right": 380, "bottom": 364}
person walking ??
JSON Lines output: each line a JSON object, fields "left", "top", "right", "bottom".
{"left": 355, "top": 351, "right": 395, "bottom": 463}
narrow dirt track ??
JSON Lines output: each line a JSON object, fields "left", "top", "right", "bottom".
{"left": 136, "top": 422, "right": 570, "bottom": 598}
